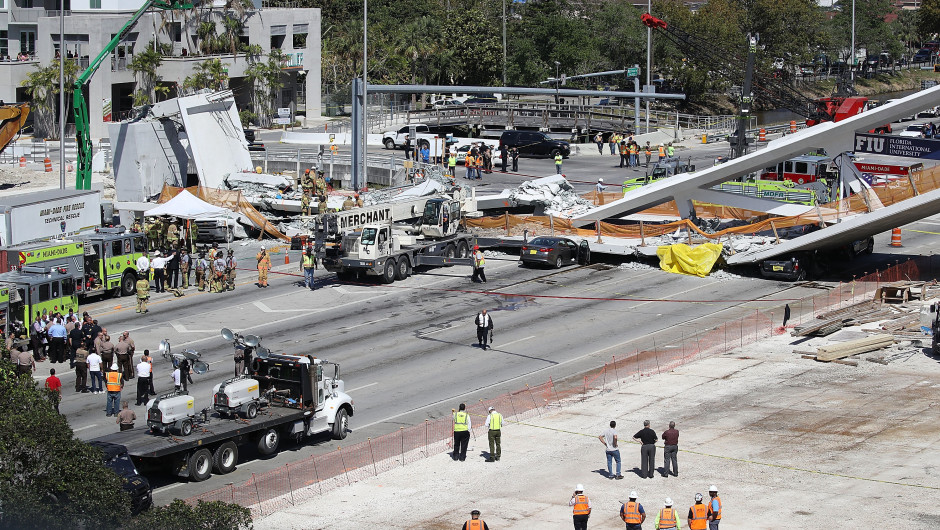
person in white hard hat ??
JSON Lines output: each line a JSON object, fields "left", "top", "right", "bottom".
{"left": 256, "top": 245, "right": 271, "bottom": 288}
{"left": 654, "top": 497, "right": 679, "bottom": 529}
{"left": 484, "top": 405, "right": 503, "bottom": 462}
{"left": 620, "top": 490, "right": 646, "bottom": 530}
{"left": 707, "top": 486, "right": 721, "bottom": 529}
{"left": 688, "top": 493, "right": 707, "bottom": 530}
{"left": 569, "top": 484, "right": 591, "bottom": 530}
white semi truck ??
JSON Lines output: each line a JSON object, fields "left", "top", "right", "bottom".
{"left": 91, "top": 330, "right": 354, "bottom": 483}
{"left": 316, "top": 197, "right": 478, "bottom": 283}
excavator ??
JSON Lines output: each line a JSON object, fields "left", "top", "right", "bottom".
{"left": 0, "top": 103, "right": 30, "bottom": 154}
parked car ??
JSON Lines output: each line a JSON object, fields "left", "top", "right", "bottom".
{"left": 463, "top": 96, "right": 498, "bottom": 105}
{"left": 499, "top": 130, "right": 570, "bottom": 158}
{"left": 913, "top": 48, "right": 935, "bottom": 64}
{"left": 90, "top": 442, "right": 152, "bottom": 515}
{"left": 899, "top": 124, "right": 925, "bottom": 137}
{"left": 431, "top": 99, "right": 462, "bottom": 109}
{"left": 520, "top": 236, "right": 590, "bottom": 268}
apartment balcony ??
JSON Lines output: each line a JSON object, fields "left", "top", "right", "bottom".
{"left": 8, "top": 6, "right": 41, "bottom": 24}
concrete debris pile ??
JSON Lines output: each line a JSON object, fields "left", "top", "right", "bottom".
{"left": 507, "top": 175, "right": 593, "bottom": 218}
{"left": 225, "top": 171, "right": 300, "bottom": 200}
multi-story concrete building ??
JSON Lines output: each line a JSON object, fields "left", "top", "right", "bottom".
{"left": 0, "top": 0, "right": 320, "bottom": 139}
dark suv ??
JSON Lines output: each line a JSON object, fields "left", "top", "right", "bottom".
{"left": 90, "top": 441, "right": 153, "bottom": 514}
{"left": 499, "top": 130, "right": 570, "bottom": 158}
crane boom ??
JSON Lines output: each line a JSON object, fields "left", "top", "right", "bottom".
{"left": 0, "top": 103, "right": 30, "bottom": 155}
{"left": 73, "top": 0, "right": 194, "bottom": 190}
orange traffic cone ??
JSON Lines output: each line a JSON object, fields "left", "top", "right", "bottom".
{"left": 890, "top": 228, "right": 902, "bottom": 247}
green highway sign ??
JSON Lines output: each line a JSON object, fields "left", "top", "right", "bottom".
{"left": 627, "top": 67, "right": 640, "bottom": 77}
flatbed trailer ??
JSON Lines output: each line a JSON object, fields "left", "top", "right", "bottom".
{"left": 92, "top": 405, "right": 311, "bottom": 481}
{"left": 327, "top": 232, "right": 478, "bottom": 282}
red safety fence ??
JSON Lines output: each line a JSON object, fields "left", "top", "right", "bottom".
{"left": 188, "top": 257, "right": 935, "bottom": 518}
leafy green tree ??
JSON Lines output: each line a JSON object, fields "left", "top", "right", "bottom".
{"left": 245, "top": 49, "right": 286, "bottom": 127}
{"left": 124, "top": 499, "right": 252, "bottom": 530}
{"left": 0, "top": 359, "right": 131, "bottom": 530}
{"left": 830, "top": 0, "right": 899, "bottom": 62}
{"left": 919, "top": 0, "right": 940, "bottom": 36}
{"left": 20, "top": 59, "right": 79, "bottom": 139}
{"left": 182, "top": 57, "right": 229, "bottom": 92}
{"left": 130, "top": 47, "right": 164, "bottom": 106}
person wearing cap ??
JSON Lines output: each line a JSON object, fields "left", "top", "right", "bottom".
{"left": 474, "top": 308, "right": 494, "bottom": 350}
{"left": 452, "top": 403, "right": 471, "bottom": 461}
{"left": 256, "top": 246, "right": 271, "bottom": 288}
{"left": 471, "top": 245, "right": 486, "bottom": 283}
{"left": 621, "top": 491, "right": 646, "bottom": 530}
{"left": 484, "top": 405, "right": 502, "bottom": 462}
{"left": 461, "top": 509, "right": 489, "bottom": 530}
{"left": 706, "top": 486, "right": 721, "bottom": 529}
{"left": 687, "top": 493, "right": 708, "bottom": 530}
{"left": 569, "top": 484, "right": 591, "bottom": 530}
{"left": 598, "top": 420, "right": 622, "bottom": 479}
{"left": 654, "top": 498, "right": 680, "bottom": 530}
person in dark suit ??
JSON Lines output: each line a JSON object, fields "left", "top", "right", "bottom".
{"left": 474, "top": 309, "right": 494, "bottom": 350}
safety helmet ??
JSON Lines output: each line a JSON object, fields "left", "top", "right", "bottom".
{"left": 473, "top": 245, "right": 480, "bottom": 250}
{"left": 695, "top": 493, "right": 703, "bottom": 502}
{"left": 598, "top": 178, "right": 603, "bottom": 182}
{"left": 629, "top": 491, "right": 638, "bottom": 499}
{"left": 260, "top": 245, "right": 266, "bottom": 250}
{"left": 665, "top": 498, "right": 673, "bottom": 506}
{"left": 709, "top": 485, "right": 718, "bottom": 492}
{"left": 575, "top": 484, "right": 584, "bottom": 492}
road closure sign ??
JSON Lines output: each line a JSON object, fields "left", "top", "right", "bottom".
{"left": 854, "top": 133, "right": 940, "bottom": 160}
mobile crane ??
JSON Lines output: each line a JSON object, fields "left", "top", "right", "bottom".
{"left": 641, "top": 13, "right": 888, "bottom": 159}
{"left": 73, "top": 0, "right": 194, "bottom": 190}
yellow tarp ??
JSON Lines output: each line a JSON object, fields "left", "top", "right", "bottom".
{"left": 657, "top": 243, "right": 724, "bottom": 278}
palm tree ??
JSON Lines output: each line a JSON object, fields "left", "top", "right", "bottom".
{"left": 20, "top": 59, "right": 78, "bottom": 139}
{"left": 129, "top": 48, "right": 163, "bottom": 105}
{"left": 221, "top": 14, "right": 244, "bottom": 56}
{"left": 182, "top": 57, "right": 229, "bottom": 92}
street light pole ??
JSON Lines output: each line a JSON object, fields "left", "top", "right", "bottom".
{"left": 851, "top": 0, "right": 856, "bottom": 84}
{"left": 554, "top": 61, "right": 560, "bottom": 104}
{"left": 361, "top": 0, "right": 367, "bottom": 191}
{"left": 59, "top": 2, "right": 65, "bottom": 189}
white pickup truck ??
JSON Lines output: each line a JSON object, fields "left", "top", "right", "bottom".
{"left": 382, "top": 124, "right": 438, "bottom": 150}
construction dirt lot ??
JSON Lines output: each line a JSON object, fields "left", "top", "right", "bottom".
{"left": 255, "top": 322, "right": 940, "bottom": 529}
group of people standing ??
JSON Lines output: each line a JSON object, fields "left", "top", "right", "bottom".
{"left": 462, "top": 144, "right": 519, "bottom": 180}
{"left": 571, "top": 484, "right": 722, "bottom": 530}
{"left": 594, "top": 132, "right": 674, "bottom": 169}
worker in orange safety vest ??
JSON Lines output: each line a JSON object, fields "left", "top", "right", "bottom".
{"left": 569, "top": 484, "right": 591, "bottom": 530}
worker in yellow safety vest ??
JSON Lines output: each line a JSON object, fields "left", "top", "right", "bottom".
{"left": 452, "top": 403, "right": 470, "bottom": 461}
{"left": 655, "top": 498, "right": 678, "bottom": 529}
{"left": 448, "top": 154, "right": 457, "bottom": 177}
{"left": 554, "top": 153, "right": 563, "bottom": 174}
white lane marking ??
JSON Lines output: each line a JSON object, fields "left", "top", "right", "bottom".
{"left": 170, "top": 321, "right": 220, "bottom": 333}
{"left": 496, "top": 335, "right": 536, "bottom": 348}
{"left": 72, "top": 424, "right": 99, "bottom": 432}
{"left": 346, "top": 382, "right": 378, "bottom": 392}
{"left": 332, "top": 285, "right": 388, "bottom": 295}
{"left": 253, "top": 301, "right": 326, "bottom": 313}
{"left": 356, "top": 335, "right": 642, "bottom": 431}
{"left": 154, "top": 482, "right": 187, "bottom": 494}
{"left": 342, "top": 317, "right": 391, "bottom": 330}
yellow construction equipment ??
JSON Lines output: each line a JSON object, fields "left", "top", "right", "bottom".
{"left": 0, "top": 103, "right": 30, "bottom": 154}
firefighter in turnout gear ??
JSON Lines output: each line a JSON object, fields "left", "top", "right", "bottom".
{"left": 256, "top": 246, "right": 271, "bottom": 287}
{"left": 225, "top": 249, "right": 237, "bottom": 291}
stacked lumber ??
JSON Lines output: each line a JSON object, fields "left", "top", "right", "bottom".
{"left": 815, "top": 334, "right": 894, "bottom": 362}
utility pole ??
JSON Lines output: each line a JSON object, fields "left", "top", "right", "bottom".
{"left": 502, "top": 0, "right": 507, "bottom": 86}
{"left": 360, "top": 0, "right": 368, "bottom": 191}
{"left": 645, "top": 0, "right": 651, "bottom": 134}
{"left": 59, "top": 1, "right": 65, "bottom": 190}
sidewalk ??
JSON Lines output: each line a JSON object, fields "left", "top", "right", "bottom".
{"left": 254, "top": 327, "right": 940, "bottom": 529}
